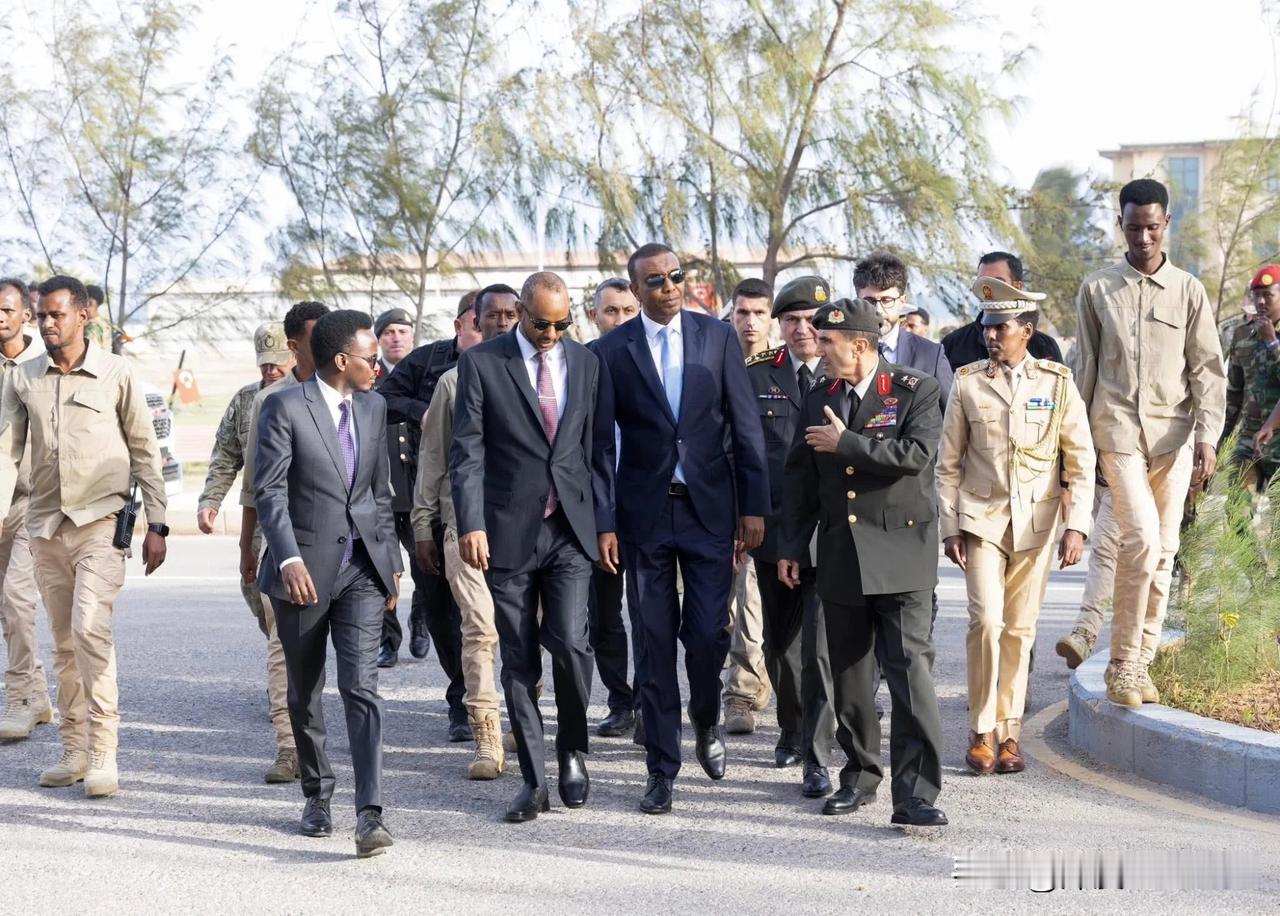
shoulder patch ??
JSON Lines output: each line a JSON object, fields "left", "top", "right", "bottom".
{"left": 746, "top": 345, "right": 783, "bottom": 368}
{"left": 1035, "top": 358, "right": 1071, "bottom": 377}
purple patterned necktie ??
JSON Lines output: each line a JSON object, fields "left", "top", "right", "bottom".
{"left": 535, "top": 352, "right": 558, "bottom": 517}
{"left": 337, "top": 399, "right": 356, "bottom": 565}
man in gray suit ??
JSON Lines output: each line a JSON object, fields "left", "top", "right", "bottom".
{"left": 255, "top": 309, "right": 402, "bottom": 858}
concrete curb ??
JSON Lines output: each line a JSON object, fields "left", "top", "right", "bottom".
{"left": 1068, "top": 646, "right": 1280, "bottom": 814}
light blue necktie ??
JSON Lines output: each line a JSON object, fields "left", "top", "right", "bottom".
{"left": 658, "top": 326, "right": 686, "bottom": 483}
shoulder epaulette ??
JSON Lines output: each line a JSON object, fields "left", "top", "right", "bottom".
{"left": 746, "top": 345, "right": 784, "bottom": 368}
{"left": 955, "top": 358, "right": 988, "bottom": 378}
{"left": 1035, "top": 358, "right": 1071, "bottom": 377}
{"left": 893, "top": 370, "right": 922, "bottom": 391}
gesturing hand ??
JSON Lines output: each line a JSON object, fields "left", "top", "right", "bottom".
{"left": 805, "top": 405, "right": 845, "bottom": 453}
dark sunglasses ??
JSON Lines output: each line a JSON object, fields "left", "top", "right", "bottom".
{"left": 529, "top": 317, "right": 574, "bottom": 332}
{"left": 643, "top": 268, "right": 686, "bottom": 290}
{"left": 341, "top": 352, "right": 379, "bottom": 370}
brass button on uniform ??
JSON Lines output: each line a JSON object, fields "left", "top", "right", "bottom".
{"left": 845, "top": 467, "right": 854, "bottom": 476}
{"left": 766, "top": 410, "right": 774, "bottom": 417}
{"left": 906, "top": 520, "right": 914, "bottom": 527}
{"left": 399, "top": 436, "right": 406, "bottom": 443}
{"left": 846, "top": 490, "right": 856, "bottom": 499}
{"left": 847, "top": 514, "right": 857, "bottom": 524}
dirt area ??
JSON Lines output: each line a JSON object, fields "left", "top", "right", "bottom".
{"left": 1154, "top": 668, "right": 1280, "bottom": 732}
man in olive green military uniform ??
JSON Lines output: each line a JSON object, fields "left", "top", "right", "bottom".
{"left": 744, "top": 275, "right": 836, "bottom": 797}
{"left": 937, "top": 278, "right": 1094, "bottom": 776}
{"left": 196, "top": 321, "right": 299, "bottom": 783}
{"left": 779, "top": 297, "right": 946, "bottom": 828}
{"left": 1222, "top": 265, "right": 1280, "bottom": 496}
{"left": 84, "top": 284, "right": 113, "bottom": 352}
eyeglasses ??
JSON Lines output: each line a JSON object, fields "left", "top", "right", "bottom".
{"left": 643, "top": 268, "right": 687, "bottom": 290}
{"left": 863, "top": 293, "right": 904, "bottom": 307}
{"left": 341, "top": 352, "right": 379, "bottom": 370}
{"left": 529, "top": 317, "right": 574, "bottom": 332}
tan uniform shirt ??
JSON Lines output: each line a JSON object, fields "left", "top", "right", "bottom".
{"left": 412, "top": 365, "right": 457, "bottom": 539}
{"left": 937, "top": 358, "right": 1095, "bottom": 552}
{"left": 1073, "top": 256, "right": 1225, "bottom": 456}
{"left": 239, "top": 369, "right": 303, "bottom": 510}
{"left": 0, "top": 344, "right": 166, "bottom": 538}
{"left": 0, "top": 335, "right": 46, "bottom": 500}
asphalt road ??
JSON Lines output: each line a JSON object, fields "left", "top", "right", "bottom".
{"left": 1, "top": 536, "right": 1277, "bottom": 914}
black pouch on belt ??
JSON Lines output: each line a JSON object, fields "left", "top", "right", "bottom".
{"left": 113, "top": 481, "right": 139, "bottom": 550}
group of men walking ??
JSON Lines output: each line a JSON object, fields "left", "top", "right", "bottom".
{"left": 0, "top": 175, "right": 1239, "bottom": 860}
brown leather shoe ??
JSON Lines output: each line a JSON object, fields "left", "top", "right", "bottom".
{"left": 995, "top": 739, "right": 1025, "bottom": 774}
{"left": 965, "top": 730, "right": 996, "bottom": 775}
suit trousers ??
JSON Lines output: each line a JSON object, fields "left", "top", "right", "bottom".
{"left": 31, "top": 516, "right": 125, "bottom": 754}
{"left": 825, "top": 591, "right": 943, "bottom": 806}
{"left": 1074, "top": 485, "right": 1118, "bottom": 639}
{"left": 752, "top": 559, "right": 808, "bottom": 745}
{"left": 1100, "top": 445, "right": 1194, "bottom": 665}
{"left": 273, "top": 542, "right": 385, "bottom": 812}
{"left": 244, "top": 527, "right": 293, "bottom": 751}
{"left": 0, "top": 495, "right": 43, "bottom": 704}
{"left": 963, "top": 528, "right": 1054, "bottom": 742}
{"left": 487, "top": 509, "right": 594, "bottom": 789}
{"left": 623, "top": 493, "right": 733, "bottom": 780}
{"left": 388, "top": 512, "right": 465, "bottom": 721}
{"left": 588, "top": 559, "right": 636, "bottom": 712}
{"left": 443, "top": 525, "right": 501, "bottom": 716}
{"left": 723, "top": 559, "right": 769, "bottom": 703}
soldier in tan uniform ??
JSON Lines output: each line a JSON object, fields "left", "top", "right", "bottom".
{"left": 938, "top": 278, "right": 1094, "bottom": 774}
{"left": 0, "top": 277, "right": 52, "bottom": 740}
{"left": 195, "top": 322, "right": 299, "bottom": 783}
{"left": 1073, "top": 178, "right": 1226, "bottom": 707}
{"left": 0, "top": 276, "right": 168, "bottom": 797}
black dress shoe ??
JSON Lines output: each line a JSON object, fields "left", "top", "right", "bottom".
{"left": 822, "top": 785, "right": 876, "bottom": 815}
{"left": 597, "top": 707, "right": 636, "bottom": 737}
{"left": 300, "top": 797, "right": 332, "bottom": 837}
{"left": 448, "top": 720, "right": 474, "bottom": 743}
{"left": 355, "top": 807, "right": 394, "bottom": 858}
{"left": 504, "top": 783, "right": 550, "bottom": 823}
{"left": 774, "top": 744, "right": 802, "bottom": 768}
{"left": 694, "top": 725, "right": 726, "bottom": 780}
{"left": 377, "top": 644, "right": 397, "bottom": 668}
{"left": 891, "top": 797, "right": 948, "bottom": 827}
{"left": 557, "top": 750, "right": 590, "bottom": 808}
{"left": 801, "top": 763, "right": 832, "bottom": 798}
{"left": 632, "top": 714, "right": 646, "bottom": 747}
{"left": 408, "top": 619, "right": 430, "bottom": 660}
{"left": 639, "top": 773, "right": 672, "bottom": 814}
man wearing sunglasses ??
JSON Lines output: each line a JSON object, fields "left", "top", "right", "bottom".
{"left": 592, "top": 242, "right": 768, "bottom": 814}
{"left": 451, "top": 271, "right": 600, "bottom": 823}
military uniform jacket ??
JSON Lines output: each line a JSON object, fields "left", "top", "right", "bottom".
{"left": 746, "top": 345, "right": 813, "bottom": 564}
{"left": 1222, "top": 321, "right": 1280, "bottom": 461}
{"left": 781, "top": 358, "right": 942, "bottom": 600}
{"left": 198, "top": 379, "right": 261, "bottom": 512}
{"left": 375, "top": 362, "right": 414, "bottom": 513}
{"left": 937, "top": 358, "right": 1095, "bottom": 553}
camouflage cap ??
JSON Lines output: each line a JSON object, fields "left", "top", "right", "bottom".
{"left": 771, "top": 275, "right": 830, "bottom": 317}
{"left": 812, "top": 298, "right": 881, "bottom": 334}
{"left": 254, "top": 321, "right": 291, "bottom": 367}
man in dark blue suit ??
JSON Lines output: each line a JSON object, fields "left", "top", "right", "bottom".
{"left": 592, "top": 243, "right": 769, "bottom": 814}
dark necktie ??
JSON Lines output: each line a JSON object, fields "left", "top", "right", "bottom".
{"left": 337, "top": 400, "right": 356, "bottom": 566}
{"left": 535, "top": 352, "right": 559, "bottom": 517}
{"left": 797, "top": 363, "right": 813, "bottom": 395}
{"left": 846, "top": 385, "right": 861, "bottom": 425}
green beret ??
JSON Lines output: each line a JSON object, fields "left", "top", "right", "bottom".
{"left": 813, "top": 298, "right": 880, "bottom": 334}
{"left": 772, "top": 275, "right": 831, "bottom": 317}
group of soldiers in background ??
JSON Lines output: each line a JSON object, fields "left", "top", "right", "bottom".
{"left": 0, "top": 176, "right": 1247, "bottom": 833}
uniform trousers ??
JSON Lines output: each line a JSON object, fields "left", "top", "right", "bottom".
{"left": 31, "top": 516, "right": 126, "bottom": 754}
{"left": 442, "top": 525, "right": 501, "bottom": 717}
{"left": 963, "top": 527, "right": 1055, "bottom": 742}
{"left": 723, "top": 559, "right": 769, "bottom": 703}
{"left": 1074, "top": 485, "right": 1118, "bottom": 639}
{"left": 752, "top": 559, "right": 817, "bottom": 748}
{"left": 1100, "top": 444, "right": 1194, "bottom": 665}
{"left": 0, "top": 495, "right": 43, "bottom": 704}
{"left": 244, "top": 527, "right": 293, "bottom": 751}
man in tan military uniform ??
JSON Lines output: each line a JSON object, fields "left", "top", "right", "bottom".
{"left": 0, "top": 277, "right": 51, "bottom": 740}
{"left": 0, "top": 276, "right": 168, "bottom": 797}
{"left": 195, "top": 322, "right": 298, "bottom": 783}
{"left": 1073, "top": 178, "right": 1226, "bottom": 707}
{"left": 938, "top": 278, "right": 1094, "bottom": 774}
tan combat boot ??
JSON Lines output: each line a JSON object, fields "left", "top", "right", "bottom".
{"left": 467, "top": 713, "right": 505, "bottom": 780}
{"left": 1136, "top": 667, "right": 1160, "bottom": 704}
{"left": 751, "top": 680, "right": 773, "bottom": 713}
{"left": 1055, "top": 628, "right": 1097, "bottom": 670}
{"left": 85, "top": 750, "right": 119, "bottom": 798}
{"left": 1106, "top": 662, "right": 1143, "bottom": 708}
{"left": 39, "top": 749, "right": 89, "bottom": 788}
{"left": 724, "top": 697, "right": 755, "bottom": 735}
{"left": 264, "top": 747, "right": 300, "bottom": 784}
{"left": 0, "top": 695, "right": 54, "bottom": 740}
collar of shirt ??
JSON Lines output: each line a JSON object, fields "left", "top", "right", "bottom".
{"left": 1, "top": 335, "right": 42, "bottom": 370}
{"left": 789, "top": 352, "right": 820, "bottom": 375}
{"left": 847, "top": 373, "right": 875, "bottom": 402}
{"left": 515, "top": 324, "right": 563, "bottom": 365}
{"left": 314, "top": 374, "right": 352, "bottom": 431}
{"left": 41, "top": 341, "right": 106, "bottom": 378}
{"left": 641, "top": 309, "right": 682, "bottom": 343}
{"left": 1001, "top": 356, "right": 1028, "bottom": 380}
{"left": 1120, "top": 252, "right": 1171, "bottom": 289}
{"left": 880, "top": 323, "right": 902, "bottom": 356}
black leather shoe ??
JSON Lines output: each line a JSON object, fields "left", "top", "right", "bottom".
{"left": 822, "top": 785, "right": 876, "bottom": 815}
{"left": 694, "top": 725, "right": 726, "bottom": 780}
{"left": 774, "top": 744, "right": 802, "bottom": 768}
{"left": 632, "top": 714, "right": 646, "bottom": 747}
{"left": 597, "top": 707, "right": 636, "bottom": 737}
{"left": 557, "top": 750, "right": 590, "bottom": 808}
{"left": 639, "top": 773, "right": 673, "bottom": 814}
{"left": 300, "top": 797, "right": 332, "bottom": 837}
{"left": 354, "top": 807, "right": 393, "bottom": 858}
{"left": 801, "top": 763, "right": 832, "bottom": 798}
{"left": 448, "top": 720, "right": 474, "bottom": 743}
{"left": 408, "top": 619, "right": 430, "bottom": 660}
{"left": 377, "top": 644, "right": 397, "bottom": 668}
{"left": 504, "top": 783, "right": 550, "bottom": 823}
{"left": 891, "top": 797, "right": 948, "bottom": 827}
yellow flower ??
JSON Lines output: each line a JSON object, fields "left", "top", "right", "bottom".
{"left": 1220, "top": 612, "right": 1241, "bottom": 629}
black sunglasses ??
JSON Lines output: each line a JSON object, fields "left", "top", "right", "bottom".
{"left": 529, "top": 317, "right": 574, "bottom": 332}
{"left": 642, "top": 268, "right": 687, "bottom": 290}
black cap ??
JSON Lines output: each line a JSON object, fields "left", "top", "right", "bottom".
{"left": 771, "top": 275, "right": 831, "bottom": 318}
{"left": 374, "top": 308, "right": 413, "bottom": 337}
{"left": 812, "top": 298, "right": 880, "bottom": 334}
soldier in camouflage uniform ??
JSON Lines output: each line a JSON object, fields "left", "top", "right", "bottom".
{"left": 84, "top": 284, "right": 114, "bottom": 351}
{"left": 196, "top": 322, "right": 300, "bottom": 784}
{"left": 1222, "top": 265, "right": 1280, "bottom": 496}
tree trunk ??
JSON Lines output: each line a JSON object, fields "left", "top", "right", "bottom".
{"left": 114, "top": 217, "right": 129, "bottom": 355}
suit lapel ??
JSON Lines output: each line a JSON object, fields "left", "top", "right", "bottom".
{"left": 849, "top": 359, "right": 890, "bottom": 431}
{"left": 771, "top": 355, "right": 802, "bottom": 407}
{"left": 557, "top": 341, "right": 583, "bottom": 452}
{"left": 503, "top": 331, "right": 548, "bottom": 442}
{"left": 895, "top": 331, "right": 914, "bottom": 369}
{"left": 677, "top": 315, "right": 703, "bottom": 424}
{"left": 626, "top": 320, "right": 677, "bottom": 427}
{"left": 353, "top": 392, "right": 375, "bottom": 486}
{"left": 303, "top": 379, "right": 347, "bottom": 485}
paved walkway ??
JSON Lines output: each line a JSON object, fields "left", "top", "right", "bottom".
{"left": 1, "top": 538, "right": 1276, "bottom": 913}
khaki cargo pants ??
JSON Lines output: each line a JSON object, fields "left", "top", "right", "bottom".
{"left": 0, "top": 495, "right": 43, "bottom": 704}
{"left": 245, "top": 528, "right": 294, "bottom": 751}
{"left": 443, "top": 526, "right": 501, "bottom": 716}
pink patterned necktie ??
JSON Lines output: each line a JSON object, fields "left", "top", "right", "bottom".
{"left": 535, "top": 352, "right": 558, "bottom": 517}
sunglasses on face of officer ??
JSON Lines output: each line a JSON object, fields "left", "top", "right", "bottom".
{"left": 527, "top": 316, "right": 574, "bottom": 332}
{"left": 642, "top": 268, "right": 687, "bottom": 290}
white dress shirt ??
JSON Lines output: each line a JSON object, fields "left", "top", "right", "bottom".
{"left": 640, "top": 310, "right": 685, "bottom": 482}
{"left": 879, "top": 323, "right": 902, "bottom": 362}
{"left": 516, "top": 326, "right": 567, "bottom": 420}
{"left": 849, "top": 372, "right": 874, "bottom": 403}
{"left": 281, "top": 375, "right": 358, "bottom": 571}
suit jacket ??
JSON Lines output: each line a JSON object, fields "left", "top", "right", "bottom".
{"left": 744, "top": 345, "right": 810, "bottom": 564}
{"left": 591, "top": 311, "right": 768, "bottom": 543}
{"left": 941, "top": 318, "right": 1064, "bottom": 372}
{"left": 781, "top": 359, "right": 942, "bottom": 600}
{"left": 937, "top": 358, "right": 1095, "bottom": 553}
{"left": 890, "top": 329, "right": 954, "bottom": 406}
{"left": 450, "top": 329, "right": 600, "bottom": 569}
{"left": 254, "top": 378, "right": 402, "bottom": 603}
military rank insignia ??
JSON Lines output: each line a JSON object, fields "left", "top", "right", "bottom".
{"left": 1026, "top": 397, "right": 1055, "bottom": 411}
{"left": 876, "top": 373, "right": 891, "bottom": 396}
{"left": 897, "top": 373, "right": 919, "bottom": 390}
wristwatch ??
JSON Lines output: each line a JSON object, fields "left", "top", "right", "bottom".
{"left": 147, "top": 523, "right": 170, "bottom": 537}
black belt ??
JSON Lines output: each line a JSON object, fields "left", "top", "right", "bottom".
{"left": 668, "top": 482, "right": 689, "bottom": 497}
